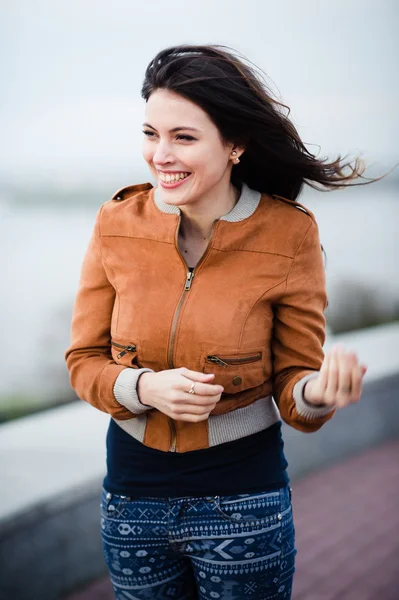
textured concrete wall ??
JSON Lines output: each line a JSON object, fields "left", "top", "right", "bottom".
{"left": 0, "top": 374, "right": 398, "bottom": 600}
{"left": 0, "top": 482, "right": 106, "bottom": 600}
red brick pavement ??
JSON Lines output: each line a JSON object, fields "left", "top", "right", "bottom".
{"left": 66, "top": 438, "right": 399, "bottom": 600}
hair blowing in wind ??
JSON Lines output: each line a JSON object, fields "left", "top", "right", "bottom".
{"left": 142, "top": 44, "right": 392, "bottom": 201}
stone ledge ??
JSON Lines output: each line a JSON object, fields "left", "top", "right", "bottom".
{"left": 0, "top": 400, "right": 109, "bottom": 525}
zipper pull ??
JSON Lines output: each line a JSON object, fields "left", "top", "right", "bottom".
{"left": 207, "top": 355, "right": 229, "bottom": 367}
{"left": 117, "top": 344, "right": 136, "bottom": 359}
{"left": 185, "top": 271, "right": 195, "bottom": 291}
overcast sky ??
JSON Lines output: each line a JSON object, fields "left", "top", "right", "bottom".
{"left": 1, "top": 0, "right": 398, "bottom": 185}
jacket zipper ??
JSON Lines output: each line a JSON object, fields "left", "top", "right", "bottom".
{"left": 167, "top": 272, "right": 193, "bottom": 452}
{"left": 167, "top": 217, "right": 218, "bottom": 368}
{"left": 167, "top": 271, "right": 195, "bottom": 368}
{"left": 206, "top": 353, "right": 262, "bottom": 367}
{"left": 111, "top": 341, "right": 137, "bottom": 360}
{"left": 167, "top": 217, "right": 218, "bottom": 452}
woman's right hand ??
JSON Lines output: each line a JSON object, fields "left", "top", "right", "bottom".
{"left": 137, "top": 368, "right": 224, "bottom": 422}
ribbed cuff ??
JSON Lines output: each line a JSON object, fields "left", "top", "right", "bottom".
{"left": 293, "top": 372, "right": 336, "bottom": 419}
{"left": 113, "top": 368, "right": 154, "bottom": 415}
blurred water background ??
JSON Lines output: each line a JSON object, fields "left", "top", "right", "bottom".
{"left": 0, "top": 0, "right": 398, "bottom": 421}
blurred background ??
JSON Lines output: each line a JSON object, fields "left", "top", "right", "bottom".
{"left": 0, "top": 1, "right": 398, "bottom": 599}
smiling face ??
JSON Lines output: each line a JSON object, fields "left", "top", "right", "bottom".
{"left": 142, "top": 89, "right": 238, "bottom": 208}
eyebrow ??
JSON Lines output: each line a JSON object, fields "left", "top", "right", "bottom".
{"left": 143, "top": 123, "right": 201, "bottom": 133}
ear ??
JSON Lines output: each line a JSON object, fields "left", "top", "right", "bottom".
{"left": 229, "top": 145, "right": 246, "bottom": 165}
{"left": 231, "top": 145, "right": 246, "bottom": 159}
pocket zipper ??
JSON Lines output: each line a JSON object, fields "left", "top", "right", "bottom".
{"left": 111, "top": 341, "right": 137, "bottom": 360}
{"left": 207, "top": 353, "right": 262, "bottom": 368}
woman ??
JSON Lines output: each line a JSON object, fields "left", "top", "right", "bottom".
{"left": 66, "top": 45, "right": 370, "bottom": 599}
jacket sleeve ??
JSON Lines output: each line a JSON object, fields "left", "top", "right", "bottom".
{"left": 271, "top": 217, "right": 336, "bottom": 432}
{"left": 65, "top": 206, "right": 153, "bottom": 419}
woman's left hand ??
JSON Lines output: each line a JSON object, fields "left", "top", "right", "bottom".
{"left": 303, "top": 344, "right": 368, "bottom": 409}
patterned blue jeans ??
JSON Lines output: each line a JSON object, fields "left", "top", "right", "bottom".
{"left": 100, "top": 484, "right": 296, "bottom": 599}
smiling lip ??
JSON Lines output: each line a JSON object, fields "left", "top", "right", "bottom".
{"left": 158, "top": 172, "right": 192, "bottom": 189}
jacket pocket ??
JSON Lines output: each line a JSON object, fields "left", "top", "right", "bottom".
{"left": 202, "top": 348, "right": 265, "bottom": 394}
{"left": 111, "top": 339, "right": 141, "bottom": 367}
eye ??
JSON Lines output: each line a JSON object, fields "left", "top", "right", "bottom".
{"left": 176, "top": 134, "right": 196, "bottom": 141}
{"left": 142, "top": 130, "right": 156, "bottom": 137}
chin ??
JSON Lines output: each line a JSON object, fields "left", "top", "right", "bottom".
{"left": 160, "top": 191, "right": 196, "bottom": 207}
{"left": 158, "top": 183, "right": 199, "bottom": 207}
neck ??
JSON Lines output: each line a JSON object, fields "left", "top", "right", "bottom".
{"left": 179, "top": 180, "right": 240, "bottom": 241}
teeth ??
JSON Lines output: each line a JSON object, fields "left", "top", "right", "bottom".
{"left": 159, "top": 172, "right": 190, "bottom": 183}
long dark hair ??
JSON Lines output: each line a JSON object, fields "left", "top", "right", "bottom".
{"left": 142, "top": 44, "right": 392, "bottom": 201}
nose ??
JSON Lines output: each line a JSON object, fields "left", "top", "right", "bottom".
{"left": 152, "top": 142, "right": 174, "bottom": 166}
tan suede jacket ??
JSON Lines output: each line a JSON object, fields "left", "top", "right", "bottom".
{"left": 65, "top": 182, "right": 336, "bottom": 453}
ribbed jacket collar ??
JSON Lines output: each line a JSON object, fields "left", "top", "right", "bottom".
{"left": 153, "top": 182, "right": 261, "bottom": 223}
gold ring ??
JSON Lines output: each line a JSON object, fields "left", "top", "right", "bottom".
{"left": 188, "top": 383, "right": 196, "bottom": 394}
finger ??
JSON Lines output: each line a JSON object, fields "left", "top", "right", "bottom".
{"left": 337, "top": 349, "right": 355, "bottom": 398}
{"left": 174, "top": 412, "right": 211, "bottom": 422}
{"left": 176, "top": 393, "right": 222, "bottom": 407}
{"left": 317, "top": 351, "right": 330, "bottom": 391}
{"left": 180, "top": 368, "right": 216, "bottom": 382}
{"left": 172, "top": 403, "right": 216, "bottom": 416}
{"left": 350, "top": 364, "right": 363, "bottom": 402}
{"left": 325, "top": 347, "right": 339, "bottom": 402}
{"left": 181, "top": 380, "right": 224, "bottom": 397}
